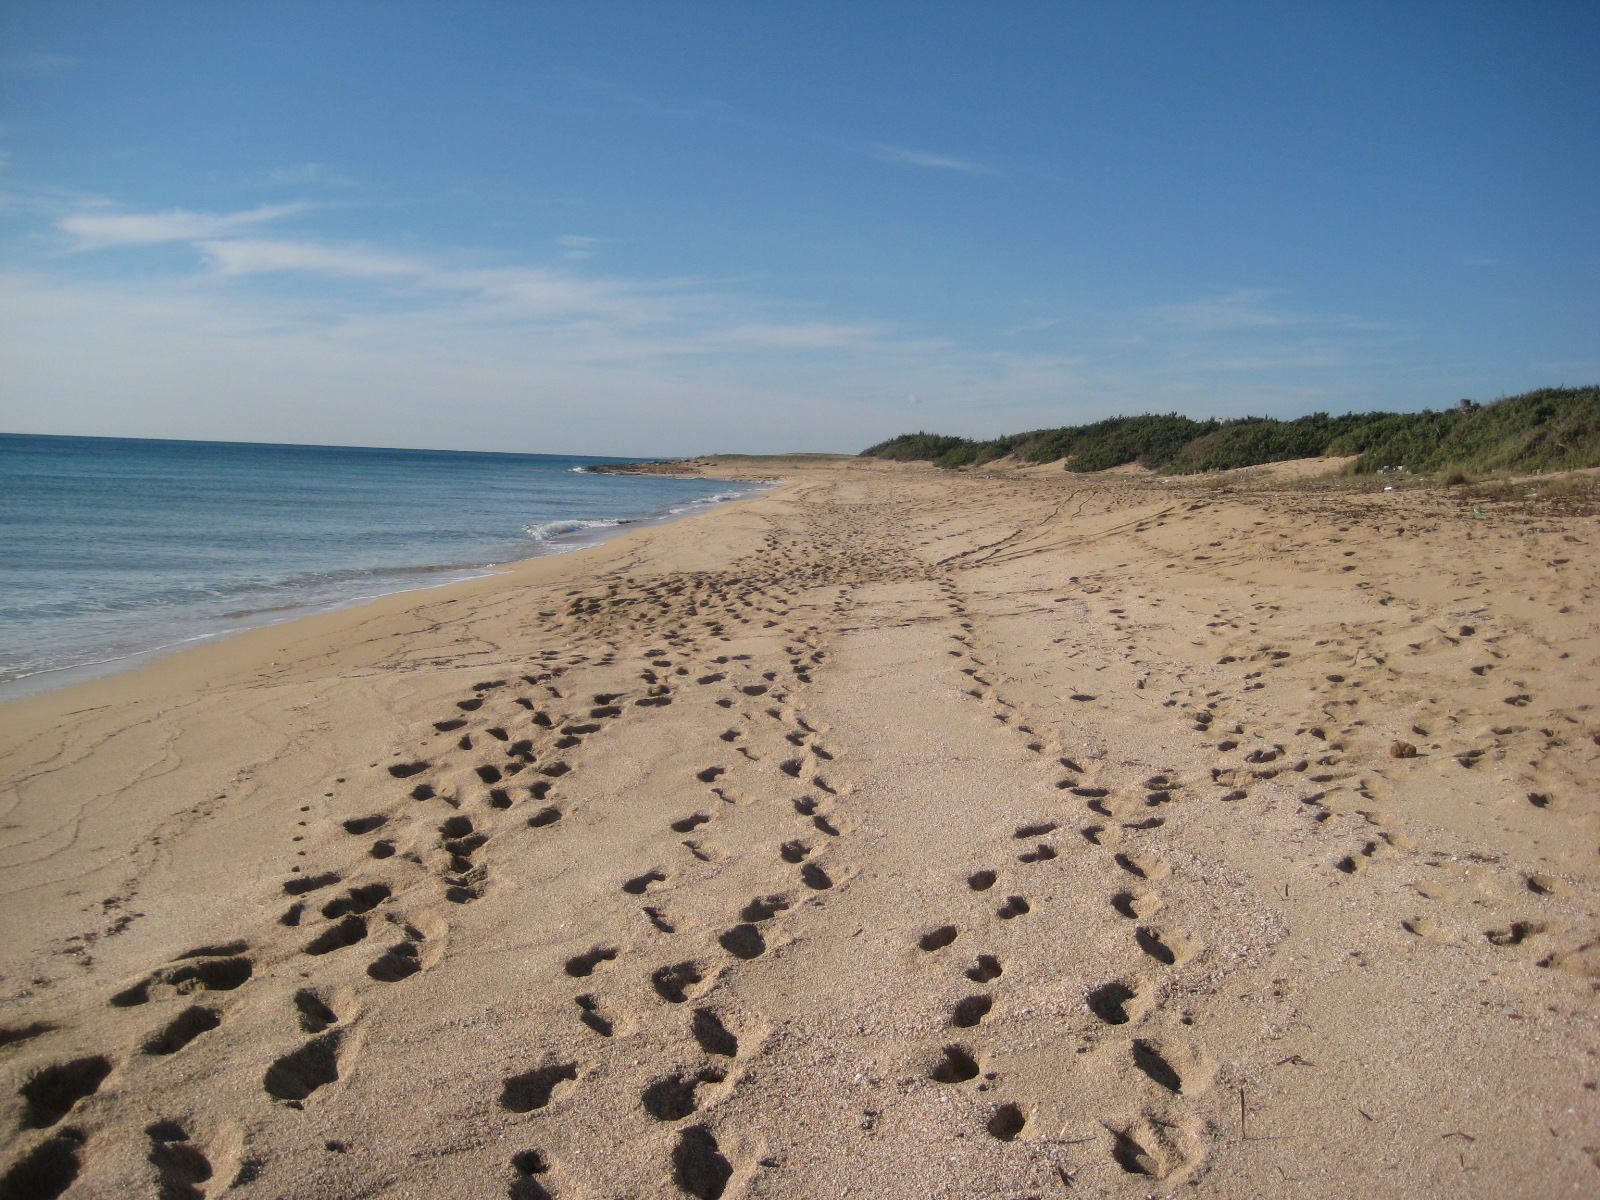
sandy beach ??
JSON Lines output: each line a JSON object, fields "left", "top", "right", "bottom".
{"left": 2, "top": 458, "right": 1597, "bottom": 1199}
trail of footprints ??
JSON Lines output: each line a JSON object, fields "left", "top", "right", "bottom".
{"left": 2, "top": 497, "right": 1173, "bottom": 1196}
{"left": 515, "top": 632, "right": 859, "bottom": 1197}
{"left": 912, "top": 494, "right": 1591, "bottom": 1183}
{"left": 412, "top": 607, "right": 852, "bottom": 1192}
{"left": 62, "top": 512, "right": 880, "bottom": 1197}
{"left": 480, "top": 505, "right": 929, "bottom": 1195}
{"left": 0, "top": 549, "right": 844, "bottom": 1196}
{"left": 905, "top": 573, "right": 1214, "bottom": 1184}
{"left": 9, "top": 484, "right": 1578, "bottom": 1195}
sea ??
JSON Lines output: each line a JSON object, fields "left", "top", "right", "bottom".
{"left": 0, "top": 433, "right": 766, "bottom": 701}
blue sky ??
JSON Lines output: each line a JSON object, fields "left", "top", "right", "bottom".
{"left": 1, "top": 2, "right": 1596, "bottom": 456}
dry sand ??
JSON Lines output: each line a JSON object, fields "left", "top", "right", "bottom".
{"left": 1, "top": 459, "right": 1597, "bottom": 1199}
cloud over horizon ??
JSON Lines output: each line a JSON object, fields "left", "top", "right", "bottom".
{"left": 58, "top": 203, "right": 312, "bottom": 249}
{"left": 1, "top": 189, "right": 1422, "bottom": 455}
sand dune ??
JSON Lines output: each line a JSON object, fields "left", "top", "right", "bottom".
{"left": 1, "top": 460, "right": 1596, "bottom": 1198}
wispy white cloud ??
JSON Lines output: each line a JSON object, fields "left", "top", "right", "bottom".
{"left": 0, "top": 250, "right": 1419, "bottom": 452}
{"left": 261, "top": 163, "right": 356, "bottom": 188}
{"left": 1178, "top": 349, "right": 1355, "bottom": 373}
{"left": 1142, "top": 288, "right": 1394, "bottom": 340}
{"left": 867, "top": 143, "right": 1001, "bottom": 176}
{"left": 1145, "top": 288, "right": 1300, "bottom": 333}
{"left": 8, "top": 195, "right": 1419, "bottom": 453}
{"left": 704, "top": 321, "right": 898, "bottom": 351}
{"left": 1005, "top": 317, "right": 1059, "bottom": 335}
{"left": 555, "top": 234, "right": 614, "bottom": 261}
{"left": 58, "top": 203, "right": 310, "bottom": 249}
{"left": 195, "top": 238, "right": 424, "bottom": 279}
{"left": 41, "top": 200, "right": 933, "bottom": 362}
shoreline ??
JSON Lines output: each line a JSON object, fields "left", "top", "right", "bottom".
{"left": 0, "top": 477, "right": 775, "bottom": 706}
{"left": 0, "top": 458, "right": 1594, "bottom": 1198}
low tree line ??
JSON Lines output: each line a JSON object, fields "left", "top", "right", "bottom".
{"left": 860, "top": 386, "right": 1600, "bottom": 477}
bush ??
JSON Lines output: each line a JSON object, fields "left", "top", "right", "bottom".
{"left": 857, "top": 387, "right": 1600, "bottom": 477}
{"left": 858, "top": 432, "right": 974, "bottom": 461}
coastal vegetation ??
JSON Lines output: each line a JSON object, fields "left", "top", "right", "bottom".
{"left": 861, "top": 385, "right": 1600, "bottom": 477}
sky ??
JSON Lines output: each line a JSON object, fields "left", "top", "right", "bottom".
{"left": 1, "top": 1, "right": 1596, "bottom": 457}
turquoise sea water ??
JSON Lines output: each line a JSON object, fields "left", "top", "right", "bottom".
{"left": 0, "top": 434, "right": 762, "bottom": 697}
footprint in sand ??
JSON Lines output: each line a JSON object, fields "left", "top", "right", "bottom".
{"left": 19, "top": 1057, "right": 113, "bottom": 1128}
{"left": 1135, "top": 926, "right": 1195, "bottom": 966}
{"left": 623, "top": 869, "right": 671, "bottom": 895}
{"left": 293, "top": 989, "right": 341, "bottom": 1032}
{"left": 800, "top": 863, "right": 833, "bottom": 890}
{"left": 141, "top": 1006, "right": 222, "bottom": 1056}
{"left": 1131, "top": 1037, "right": 1213, "bottom": 1095}
{"left": 146, "top": 1120, "right": 213, "bottom": 1200}
{"left": 1086, "top": 980, "right": 1143, "bottom": 1025}
{"left": 508, "top": 1149, "right": 555, "bottom": 1200}
{"left": 575, "top": 994, "right": 622, "bottom": 1038}
{"left": 966, "top": 955, "right": 1003, "bottom": 983}
{"left": 987, "top": 1102, "right": 1028, "bottom": 1141}
{"left": 304, "top": 915, "right": 368, "bottom": 956}
{"left": 320, "top": 883, "right": 392, "bottom": 919}
{"left": 564, "top": 946, "right": 619, "bottom": 978}
{"left": 1126, "top": 1043, "right": 1190, "bottom": 1100}
{"left": 691, "top": 1008, "right": 740, "bottom": 1057}
{"left": 672, "top": 1125, "right": 734, "bottom": 1200}
{"left": 651, "top": 962, "right": 707, "bottom": 1004}
{"left": 1485, "top": 920, "right": 1553, "bottom": 946}
{"left": 930, "top": 1044, "right": 981, "bottom": 1083}
{"left": 996, "top": 895, "right": 1030, "bottom": 920}
{"left": 1115, "top": 853, "right": 1170, "bottom": 881}
{"left": 499, "top": 1062, "right": 580, "bottom": 1113}
{"left": 263, "top": 1029, "right": 353, "bottom": 1105}
{"left": 0, "top": 1127, "right": 87, "bottom": 1199}
{"left": 717, "top": 924, "right": 766, "bottom": 960}
{"left": 110, "top": 952, "right": 254, "bottom": 1008}
{"left": 1110, "top": 1114, "right": 1204, "bottom": 1180}
{"left": 1402, "top": 915, "right": 1454, "bottom": 942}
{"left": 527, "top": 805, "right": 562, "bottom": 828}
{"left": 284, "top": 872, "right": 342, "bottom": 897}
{"left": 950, "top": 994, "right": 993, "bottom": 1028}
{"left": 0, "top": 1023, "right": 57, "bottom": 1050}
{"left": 739, "top": 895, "right": 791, "bottom": 922}
{"left": 641, "top": 1068, "right": 729, "bottom": 1122}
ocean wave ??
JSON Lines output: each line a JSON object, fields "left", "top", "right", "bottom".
{"left": 523, "top": 518, "right": 621, "bottom": 541}
{"left": 665, "top": 489, "right": 758, "bottom": 514}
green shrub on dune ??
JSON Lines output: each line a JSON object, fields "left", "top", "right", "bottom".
{"left": 856, "top": 432, "right": 973, "bottom": 463}
{"left": 860, "top": 386, "right": 1600, "bottom": 477}
{"left": 1332, "top": 388, "right": 1600, "bottom": 475}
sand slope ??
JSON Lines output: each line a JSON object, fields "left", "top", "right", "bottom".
{"left": 1, "top": 463, "right": 1596, "bottom": 1199}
